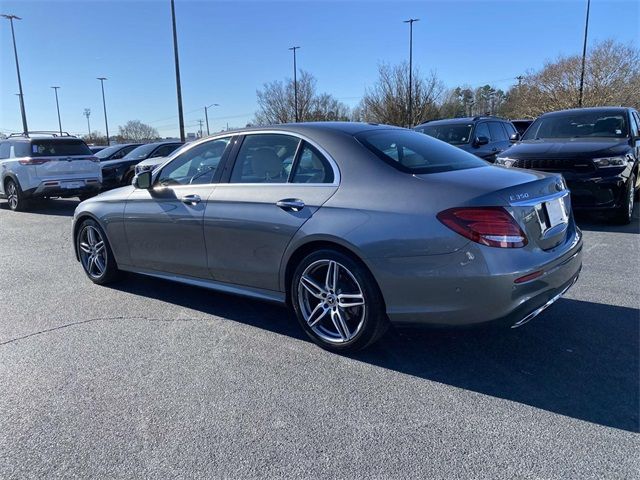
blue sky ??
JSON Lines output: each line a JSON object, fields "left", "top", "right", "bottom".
{"left": 0, "top": 0, "right": 638, "bottom": 138}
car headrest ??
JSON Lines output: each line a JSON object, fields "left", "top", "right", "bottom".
{"left": 251, "top": 148, "right": 282, "bottom": 179}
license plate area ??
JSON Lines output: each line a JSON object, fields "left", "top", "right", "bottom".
{"left": 535, "top": 196, "right": 569, "bottom": 234}
{"left": 62, "top": 181, "right": 84, "bottom": 189}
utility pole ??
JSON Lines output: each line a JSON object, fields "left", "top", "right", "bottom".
{"left": 97, "top": 77, "right": 110, "bottom": 145}
{"left": 51, "top": 86, "right": 62, "bottom": 135}
{"left": 2, "top": 14, "right": 28, "bottom": 134}
{"left": 578, "top": 0, "right": 591, "bottom": 107}
{"left": 204, "top": 103, "right": 219, "bottom": 135}
{"left": 289, "top": 46, "right": 300, "bottom": 122}
{"left": 403, "top": 18, "right": 419, "bottom": 128}
{"left": 197, "top": 119, "right": 204, "bottom": 137}
{"left": 170, "top": 0, "right": 185, "bottom": 141}
{"left": 84, "top": 109, "right": 91, "bottom": 140}
{"left": 516, "top": 75, "right": 524, "bottom": 88}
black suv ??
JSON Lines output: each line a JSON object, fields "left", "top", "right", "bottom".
{"left": 496, "top": 107, "right": 640, "bottom": 224}
{"left": 414, "top": 116, "right": 519, "bottom": 162}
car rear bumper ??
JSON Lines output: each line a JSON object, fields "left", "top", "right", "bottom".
{"left": 370, "top": 232, "right": 583, "bottom": 328}
{"left": 23, "top": 178, "right": 102, "bottom": 198}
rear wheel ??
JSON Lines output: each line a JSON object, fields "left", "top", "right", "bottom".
{"left": 5, "top": 179, "right": 29, "bottom": 211}
{"left": 612, "top": 173, "right": 635, "bottom": 225}
{"left": 76, "top": 218, "right": 120, "bottom": 284}
{"left": 291, "top": 249, "right": 388, "bottom": 353}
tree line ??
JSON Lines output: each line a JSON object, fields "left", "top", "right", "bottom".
{"left": 254, "top": 39, "right": 640, "bottom": 127}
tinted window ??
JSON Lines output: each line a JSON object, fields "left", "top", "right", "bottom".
{"left": 95, "top": 144, "right": 130, "bottom": 160}
{"left": 0, "top": 142, "right": 9, "bottom": 159}
{"left": 356, "top": 129, "right": 487, "bottom": 174}
{"left": 503, "top": 122, "right": 517, "bottom": 137}
{"left": 474, "top": 123, "right": 490, "bottom": 140}
{"left": 230, "top": 134, "right": 300, "bottom": 183}
{"left": 152, "top": 144, "right": 181, "bottom": 158}
{"left": 489, "top": 122, "right": 508, "bottom": 141}
{"left": 123, "top": 143, "right": 160, "bottom": 160}
{"left": 158, "top": 137, "right": 231, "bottom": 186}
{"left": 291, "top": 142, "right": 334, "bottom": 184}
{"left": 29, "top": 139, "right": 92, "bottom": 156}
{"left": 417, "top": 123, "right": 472, "bottom": 145}
{"left": 523, "top": 111, "right": 629, "bottom": 140}
{"left": 629, "top": 112, "right": 640, "bottom": 137}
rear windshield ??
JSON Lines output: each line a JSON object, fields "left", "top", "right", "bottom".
{"left": 30, "top": 140, "right": 92, "bottom": 157}
{"left": 415, "top": 123, "right": 473, "bottom": 145}
{"left": 356, "top": 129, "right": 487, "bottom": 174}
{"left": 523, "top": 111, "right": 629, "bottom": 140}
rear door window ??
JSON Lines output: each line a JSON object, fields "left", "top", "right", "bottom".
{"left": 290, "top": 142, "right": 334, "bottom": 184}
{"left": 488, "top": 122, "right": 508, "bottom": 141}
{"left": 30, "top": 140, "right": 92, "bottom": 156}
{"left": 230, "top": 134, "right": 300, "bottom": 183}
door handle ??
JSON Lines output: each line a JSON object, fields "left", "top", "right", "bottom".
{"left": 276, "top": 199, "right": 305, "bottom": 212}
{"left": 181, "top": 194, "right": 201, "bottom": 205}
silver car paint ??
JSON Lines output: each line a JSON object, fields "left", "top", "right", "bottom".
{"left": 73, "top": 123, "right": 582, "bottom": 327}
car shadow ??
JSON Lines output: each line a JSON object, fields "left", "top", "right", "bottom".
{"left": 0, "top": 198, "right": 79, "bottom": 217}
{"left": 110, "top": 274, "right": 639, "bottom": 433}
{"left": 575, "top": 202, "right": 639, "bottom": 234}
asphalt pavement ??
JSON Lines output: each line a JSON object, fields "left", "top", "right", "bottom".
{"left": 0, "top": 198, "right": 638, "bottom": 479}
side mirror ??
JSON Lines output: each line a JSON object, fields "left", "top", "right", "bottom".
{"left": 510, "top": 132, "right": 521, "bottom": 142}
{"left": 474, "top": 136, "right": 489, "bottom": 146}
{"left": 133, "top": 170, "right": 152, "bottom": 189}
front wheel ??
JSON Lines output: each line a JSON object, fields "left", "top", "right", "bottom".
{"left": 612, "top": 174, "right": 635, "bottom": 225}
{"left": 76, "top": 218, "right": 120, "bottom": 284}
{"left": 291, "top": 249, "right": 389, "bottom": 353}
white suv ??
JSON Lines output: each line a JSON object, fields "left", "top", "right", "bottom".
{"left": 0, "top": 133, "right": 102, "bottom": 211}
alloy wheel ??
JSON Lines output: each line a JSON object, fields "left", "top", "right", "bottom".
{"left": 7, "top": 182, "right": 18, "bottom": 210}
{"left": 79, "top": 225, "right": 107, "bottom": 279}
{"left": 297, "top": 259, "right": 366, "bottom": 344}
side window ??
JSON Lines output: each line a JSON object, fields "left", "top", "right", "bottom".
{"left": 629, "top": 112, "right": 640, "bottom": 137}
{"left": 291, "top": 143, "right": 335, "bottom": 184}
{"left": 111, "top": 148, "right": 127, "bottom": 160}
{"left": 0, "top": 142, "right": 10, "bottom": 159}
{"left": 474, "top": 123, "right": 490, "bottom": 140}
{"left": 489, "top": 122, "right": 508, "bottom": 141}
{"left": 158, "top": 137, "right": 231, "bottom": 186}
{"left": 152, "top": 144, "right": 179, "bottom": 158}
{"left": 503, "top": 122, "right": 517, "bottom": 137}
{"left": 230, "top": 134, "right": 300, "bottom": 183}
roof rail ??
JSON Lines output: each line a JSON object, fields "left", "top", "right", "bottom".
{"left": 8, "top": 130, "right": 75, "bottom": 138}
{"left": 472, "top": 115, "right": 509, "bottom": 122}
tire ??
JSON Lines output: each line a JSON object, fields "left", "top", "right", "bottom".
{"left": 5, "top": 178, "right": 29, "bottom": 211}
{"left": 612, "top": 173, "right": 635, "bottom": 225}
{"left": 291, "top": 249, "right": 389, "bottom": 353}
{"left": 123, "top": 171, "right": 135, "bottom": 186}
{"left": 76, "top": 218, "right": 120, "bottom": 284}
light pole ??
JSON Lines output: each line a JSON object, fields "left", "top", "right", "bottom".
{"left": 2, "top": 14, "right": 28, "bottom": 134}
{"left": 84, "top": 109, "right": 91, "bottom": 140}
{"left": 51, "top": 86, "right": 62, "bottom": 135}
{"left": 96, "top": 77, "right": 110, "bottom": 145}
{"left": 204, "top": 103, "right": 219, "bottom": 135}
{"left": 403, "top": 18, "right": 419, "bottom": 127}
{"left": 289, "top": 46, "right": 300, "bottom": 122}
{"left": 170, "top": 0, "right": 185, "bottom": 141}
{"left": 578, "top": 0, "right": 591, "bottom": 107}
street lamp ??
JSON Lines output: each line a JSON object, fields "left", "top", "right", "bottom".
{"left": 96, "top": 77, "right": 109, "bottom": 145}
{"left": 83, "top": 109, "right": 91, "bottom": 141}
{"left": 2, "top": 14, "right": 28, "bottom": 134}
{"left": 204, "top": 103, "right": 219, "bottom": 135}
{"left": 51, "top": 86, "right": 62, "bottom": 135}
{"left": 403, "top": 18, "right": 419, "bottom": 127}
{"left": 289, "top": 46, "right": 300, "bottom": 122}
{"left": 170, "top": 0, "right": 185, "bottom": 141}
{"left": 578, "top": 0, "right": 591, "bottom": 107}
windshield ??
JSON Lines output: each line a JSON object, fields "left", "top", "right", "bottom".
{"left": 122, "top": 143, "right": 158, "bottom": 160}
{"left": 523, "top": 111, "right": 629, "bottom": 140}
{"left": 415, "top": 123, "right": 473, "bottom": 145}
{"left": 357, "top": 129, "right": 487, "bottom": 174}
{"left": 30, "top": 139, "right": 92, "bottom": 157}
{"left": 95, "top": 144, "right": 126, "bottom": 159}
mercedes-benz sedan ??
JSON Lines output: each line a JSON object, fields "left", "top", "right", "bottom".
{"left": 72, "top": 123, "right": 582, "bottom": 352}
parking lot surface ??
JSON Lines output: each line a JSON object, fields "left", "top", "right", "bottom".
{"left": 1, "top": 199, "right": 638, "bottom": 479}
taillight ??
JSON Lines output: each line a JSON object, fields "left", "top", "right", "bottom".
{"left": 18, "top": 157, "right": 50, "bottom": 165}
{"left": 437, "top": 207, "right": 528, "bottom": 248}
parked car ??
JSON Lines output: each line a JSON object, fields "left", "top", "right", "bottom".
{"left": 496, "top": 107, "right": 640, "bottom": 224}
{"left": 511, "top": 119, "right": 535, "bottom": 136}
{"left": 73, "top": 123, "right": 582, "bottom": 352}
{"left": 414, "top": 116, "right": 519, "bottom": 162}
{"left": 94, "top": 143, "right": 142, "bottom": 162}
{"left": 134, "top": 142, "right": 189, "bottom": 175}
{"left": 101, "top": 141, "right": 183, "bottom": 190}
{"left": 89, "top": 146, "right": 106, "bottom": 154}
{"left": 0, "top": 132, "right": 101, "bottom": 211}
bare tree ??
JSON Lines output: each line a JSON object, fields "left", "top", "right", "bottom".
{"left": 501, "top": 39, "right": 640, "bottom": 118}
{"left": 359, "top": 63, "right": 444, "bottom": 126}
{"left": 81, "top": 131, "right": 108, "bottom": 145}
{"left": 117, "top": 120, "right": 160, "bottom": 142}
{"left": 254, "top": 71, "right": 350, "bottom": 125}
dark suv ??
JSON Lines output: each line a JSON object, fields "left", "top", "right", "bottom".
{"left": 414, "top": 116, "right": 519, "bottom": 162}
{"left": 496, "top": 107, "right": 640, "bottom": 224}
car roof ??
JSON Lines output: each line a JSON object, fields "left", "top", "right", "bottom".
{"left": 415, "top": 117, "right": 510, "bottom": 127}
{"left": 6, "top": 136, "right": 84, "bottom": 142}
{"left": 540, "top": 107, "right": 630, "bottom": 117}
{"left": 218, "top": 122, "right": 405, "bottom": 137}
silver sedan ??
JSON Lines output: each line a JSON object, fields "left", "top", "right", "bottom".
{"left": 72, "top": 123, "right": 582, "bottom": 352}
